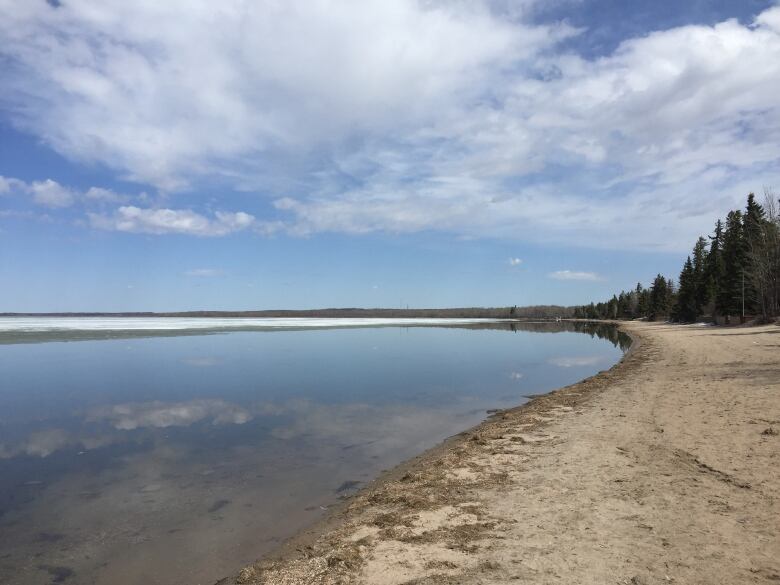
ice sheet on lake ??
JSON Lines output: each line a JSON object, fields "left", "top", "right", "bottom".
{"left": 0, "top": 317, "right": 504, "bottom": 333}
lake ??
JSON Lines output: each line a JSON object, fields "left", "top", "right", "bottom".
{"left": 0, "top": 318, "right": 628, "bottom": 585}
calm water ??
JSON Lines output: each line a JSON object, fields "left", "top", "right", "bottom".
{"left": 0, "top": 319, "right": 628, "bottom": 585}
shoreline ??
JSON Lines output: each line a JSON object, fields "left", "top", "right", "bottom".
{"left": 215, "top": 321, "right": 641, "bottom": 584}
{"left": 217, "top": 320, "right": 780, "bottom": 584}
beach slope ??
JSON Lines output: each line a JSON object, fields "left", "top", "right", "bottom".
{"left": 224, "top": 321, "right": 780, "bottom": 584}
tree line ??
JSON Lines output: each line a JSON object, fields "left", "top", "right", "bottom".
{"left": 4, "top": 305, "right": 575, "bottom": 319}
{"left": 573, "top": 191, "right": 780, "bottom": 323}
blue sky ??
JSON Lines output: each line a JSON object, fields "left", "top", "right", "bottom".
{"left": 1, "top": 0, "right": 779, "bottom": 311}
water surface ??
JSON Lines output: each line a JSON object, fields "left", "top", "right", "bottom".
{"left": 0, "top": 319, "right": 628, "bottom": 585}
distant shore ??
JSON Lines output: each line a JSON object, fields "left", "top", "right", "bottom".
{"left": 0, "top": 306, "right": 571, "bottom": 319}
{"left": 219, "top": 320, "right": 780, "bottom": 584}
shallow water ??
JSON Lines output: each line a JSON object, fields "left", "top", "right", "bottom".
{"left": 0, "top": 319, "right": 627, "bottom": 585}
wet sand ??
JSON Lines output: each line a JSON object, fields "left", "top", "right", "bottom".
{"left": 221, "top": 321, "right": 780, "bottom": 584}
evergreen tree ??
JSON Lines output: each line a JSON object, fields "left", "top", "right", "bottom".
{"left": 704, "top": 220, "right": 723, "bottom": 317}
{"left": 666, "top": 278, "right": 676, "bottom": 303}
{"left": 744, "top": 193, "right": 767, "bottom": 241}
{"left": 571, "top": 191, "right": 780, "bottom": 323}
{"left": 743, "top": 193, "right": 769, "bottom": 316}
{"left": 648, "top": 274, "right": 670, "bottom": 320}
{"left": 705, "top": 219, "right": 725, "bottom": 317}
{"left": 691, "top": 236, "right": 709, "bottom": 313}
{"left": 641, "top": 288, "right": 651, "bottom": 318}
{"left": 635, "top": 283, "right": 647, "bottom": 318}
{"left": 718, "top": 210, "right": 746, "bottom": 319}
{"left": 627, "top": 286, "right": 639, "bottom": 317}
{"left": 767, "top": 192, "right": 780, "bottom": 318}
{"left": 617, "top": 291, "right": 631, "bottom": 318}
{"left": 675, "top": 257, "right": 698, "bottom": 322}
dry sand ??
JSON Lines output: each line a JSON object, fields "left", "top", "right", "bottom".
{"left": 220, "top": 321, "right": 780, "bottom": 585}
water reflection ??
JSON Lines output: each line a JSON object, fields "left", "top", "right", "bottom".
{"left": 0, "top": 322, "right": 628, "bottom": 585}
{"left": 89, "top": 399, "right": 253, "bottom": 430}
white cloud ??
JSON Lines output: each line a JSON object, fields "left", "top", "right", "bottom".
{"left": 3, "top": 173, "right": 254, "bottom": 238}
{"left": 0, "top": 175, "right": 19, "bottom": 194}
{"left": 261, "top": 7, "right": 780, "bottom": 250}
{"left": 0, "top": 174, "right": 135, "bottom": 207}
{"left": 1, "top": 4, "right": 779, "bottom": 249}
{"left": 84, "top": 186, "right": 127, "bottom": 203}
{"left": 0, "top": 175, "right": 31, "bottom": 196}
{"left": 548, "top": 270, "right": 602, "bottom": 281}
{"left": 29, "top": 179, "right": 75, "bottom": 208}
{"left": 508, "top": 257, "right": 523, "bottom": 266}
{"left": 88, "top": 206, "right": 255, "bottom": 236}
{"left": 757, "top": 6, "right": 780, "bottom": 31}
{"left": 0, "top": 0, "right": 557, "bottom": 191}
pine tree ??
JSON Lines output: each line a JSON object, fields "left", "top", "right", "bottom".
{"left": 628, "top": 285, "right": 640, "bottom": 317}
{"left": 572, "top": 190, "right": 780, "bottom": 324}
{"left": 766, "top": 191, "right": 780, "bottom": 318}
{"left": 666, "top": 278, "right": 676, "bottom": 314}
{"left": 743, "top": 193, "right": 766, "bottom": 313}
{"left": 706, "top": 219, "right": 725, "bottom": 317}
{"left": 691, "top": 236, "right": 709, "bottom": 313}
{"left": 635, "top": 283, "right": 648, "bottom": 318}
{"left": 617, "top": 291, "right": 631, "bottom": 318}
{"left": 718, "top": 210, "right": 746, "bottom": 320}
{"left": 649, "top": 274, "right": 670, "bottom": 321}
{"left": 744, "top": 193, "right": 767, "bottom": 241}
{"left": 675, "top": 257, "right": 698, "bottom": 322}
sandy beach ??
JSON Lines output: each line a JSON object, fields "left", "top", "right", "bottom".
{"left": 222, "top": 321, "right": 780, "bottom": 585}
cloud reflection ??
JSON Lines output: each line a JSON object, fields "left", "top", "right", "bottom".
{"left": 89, "top": 399, "right": 252, "bottom": 430}
{"left": 0, "top": 399, "right": 253, "bottom": 460}
{"left": 262, "top": 399, "right": 479, "bottom": 458}
{"left": 548, "top": 356, "right": 603, "bottom": 368}
{"left": 3, "top": 429, "right": 72, "bottom": 458}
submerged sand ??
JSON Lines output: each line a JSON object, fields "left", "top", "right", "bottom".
{"left": 221, "top": 321, "right": 780, "bottom": 584}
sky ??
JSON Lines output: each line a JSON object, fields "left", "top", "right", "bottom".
{"left": 1, "top": 0, "right": 779, "bottom": 312}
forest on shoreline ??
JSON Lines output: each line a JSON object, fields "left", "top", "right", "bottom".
{"left": 574, "top": 191, "right": 780, "bottom": 323}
